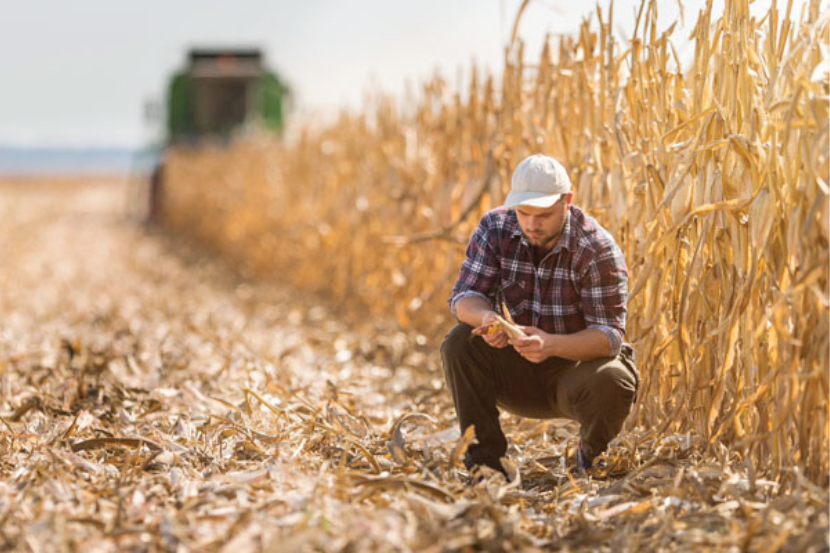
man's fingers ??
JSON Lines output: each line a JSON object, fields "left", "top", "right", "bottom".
{"left": 509, "top": 337, "right": 534, "bottom": 348}
{"left": 510, "top": 337, "right": 543, "bottom": 357}
{"left": 516, "top": 350, "right": 543, "bottom": 363}
{"left": 483, "top": 330, "right": 507, "bottom": 347}
{"left": 517, "top": 325, "right": 539, "bottom": 336}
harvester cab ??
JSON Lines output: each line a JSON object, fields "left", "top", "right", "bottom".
{"left": 167, "top": 48, "right": 288, "bottom": 142}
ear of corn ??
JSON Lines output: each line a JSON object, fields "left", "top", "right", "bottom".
{"left": 161, "top": 1, "right": 830, "bottom": 483}
{"left": 471, "top": 315, "right": 527, "bottom": 340}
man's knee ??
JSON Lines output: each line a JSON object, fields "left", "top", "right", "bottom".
{"left": 440, "top": 323, "right": 475, "bottom": 364}
{"left": 592, "top": 364, "right": 637, "bottom": 407}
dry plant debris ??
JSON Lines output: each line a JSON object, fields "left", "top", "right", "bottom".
{"left": 1, "top": 178, "right": 827, "bottom": 551}
{"left": 161, "top": 0, "right": 830, "bottom": 484}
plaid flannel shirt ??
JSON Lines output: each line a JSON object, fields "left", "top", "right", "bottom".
{"left": 449, "top": 205, "right": 628, "bottom": 355}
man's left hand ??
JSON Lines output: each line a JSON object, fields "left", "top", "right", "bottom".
{"left": 509, "top": 327, "right": 552, "bottom": 363}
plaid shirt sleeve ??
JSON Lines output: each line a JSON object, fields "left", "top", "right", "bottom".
{"left": 579, "top": 236, "right": 628, "bottom": 355}
{"left": 448, "top": 214, "right": 500, "bottom": 318}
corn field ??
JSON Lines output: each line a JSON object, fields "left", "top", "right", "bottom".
{"left": 1, "top": 1, "right": 828, "bottom": 549}
{"left": 163, "top": 0, "right": 830, "bottom": 485}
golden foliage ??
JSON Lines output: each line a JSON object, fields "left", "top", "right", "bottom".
{"left": 161, "top": 0, "right": 830, "bottom": 483}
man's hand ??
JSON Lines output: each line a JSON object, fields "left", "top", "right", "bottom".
{"left": 472, "top": 311, "right": 509, "bottom": 349}
{"left": 509, "top": 326, "right": 552, "bottom": 363}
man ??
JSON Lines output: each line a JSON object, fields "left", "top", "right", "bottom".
{"left": 441, "top": 153, "right": 639, "bottom": 476}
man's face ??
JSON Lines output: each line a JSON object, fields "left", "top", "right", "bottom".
{"left": 515, "top": 193, "right": 573, "bottom": 251}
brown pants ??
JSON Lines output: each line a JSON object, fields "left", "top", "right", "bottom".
{"left": 440, "top": 324, "right": 639, "bottom": 472}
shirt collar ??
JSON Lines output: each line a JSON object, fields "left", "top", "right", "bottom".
{"left": 510, "top": 211, "right": 524, "bottom": 239}
{"left": 552, "top": 208, "right": 573, "bottom": 253}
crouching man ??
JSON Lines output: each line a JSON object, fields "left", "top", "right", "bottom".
{"left": 442, "top": 154, "right": 639, "bottom": 476}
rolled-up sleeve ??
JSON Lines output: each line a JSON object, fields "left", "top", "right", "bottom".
{"left": 448, "top": 215, "right": 500, "bottom": 318}
{"left": 579, "top": 240, "right": 628, "bottom": 356}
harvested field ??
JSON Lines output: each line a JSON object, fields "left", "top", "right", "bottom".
{"left": 0, "top": 178, "right": 827, "bottom": 551}
{"left": 163, "top": 0, "right": 830, "bottom": 488}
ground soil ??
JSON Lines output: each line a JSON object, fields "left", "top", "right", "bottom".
{"left": 0, "top": 177, "right": 826, "bottom": 552}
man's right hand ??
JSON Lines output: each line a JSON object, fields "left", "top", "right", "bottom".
{"left": 473, "top": 311, "right": 509, "bottom": 349}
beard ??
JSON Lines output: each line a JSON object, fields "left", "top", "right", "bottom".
{"left": 518, "top": 207, "right": 569, "bottom": 251}
{"left": 521, "top": 227, "right": 563, "bottom": 250}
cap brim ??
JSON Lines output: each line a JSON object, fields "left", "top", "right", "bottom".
{"left": 503, "top": 191, "right": 563, "bottom": 209}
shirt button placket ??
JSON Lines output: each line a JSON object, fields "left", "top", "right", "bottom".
{"left": 532, "top": 267, "right": 541, "bottom": 327}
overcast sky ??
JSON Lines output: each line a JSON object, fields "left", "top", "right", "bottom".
{"left": 0, "top": 0, "right": 817, "bottom": 148}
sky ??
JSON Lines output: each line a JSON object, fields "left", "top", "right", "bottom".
{"left": 0, "top": 0, "right": 819, "bottom": 149}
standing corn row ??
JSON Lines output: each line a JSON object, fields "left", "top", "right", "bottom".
{"left": 161, "top": 0, "right": 829, "bottom": 482}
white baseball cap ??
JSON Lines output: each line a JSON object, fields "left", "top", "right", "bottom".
{"left": 504, "top": 154, "right": 572, "bottom": 209}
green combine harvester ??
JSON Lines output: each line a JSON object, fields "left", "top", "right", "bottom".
{"left": 167, "top": 48, "right": 289, "bottom": 142}
{"left": 133, "top": 48, "right": 289, "bottom": 222}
